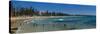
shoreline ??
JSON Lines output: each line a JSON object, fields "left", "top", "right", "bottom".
{"left": 10, "top": 16, "right": 68, "bottom": 33}
{"left": 10, "top": 16, "right": 96, "bottom": 33}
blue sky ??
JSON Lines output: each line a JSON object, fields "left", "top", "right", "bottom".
{"left": 11, "top": 1, "right": 96, "bottom": 15}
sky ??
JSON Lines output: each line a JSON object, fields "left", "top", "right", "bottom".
{"left": 11, "top": 1, "right": 96, "bottom": 15}
{"left": 11, "top": 0, "right": 96, "bottom": 6}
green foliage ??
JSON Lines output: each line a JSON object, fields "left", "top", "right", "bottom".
{"left": 10, "top": 2, "right": 70, "bottom": 17}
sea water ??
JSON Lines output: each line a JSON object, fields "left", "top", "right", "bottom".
{"left": 16, "top": 16, "right": 96, "bottom": 33}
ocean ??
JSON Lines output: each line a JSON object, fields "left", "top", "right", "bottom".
{"left": 16, "top": 16, "right": 96, "bottom": 33}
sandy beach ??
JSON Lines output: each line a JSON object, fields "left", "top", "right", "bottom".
{"left": 10, "top": 16, "right": 96, "bottom": 33}
{"left": 10, "top": 16, "right": 65, "bottom": 33}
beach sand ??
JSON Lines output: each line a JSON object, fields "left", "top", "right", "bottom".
{"left": 10, "top": 16, "right": 63, "bottom": 33}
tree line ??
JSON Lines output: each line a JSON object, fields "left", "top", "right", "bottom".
{"left": 10, "top": 1, "right": 70, "bottom": 17}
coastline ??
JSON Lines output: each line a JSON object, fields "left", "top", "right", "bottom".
{"left": 10, "top": 16, "right": 96, "bottom": 33}
{"left": 10, "top": 16, "right": 69, "bottom": 33}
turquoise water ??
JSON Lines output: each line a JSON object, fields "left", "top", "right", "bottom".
{"left": 17, "top": 16, "right": 96, "bottom": 33}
